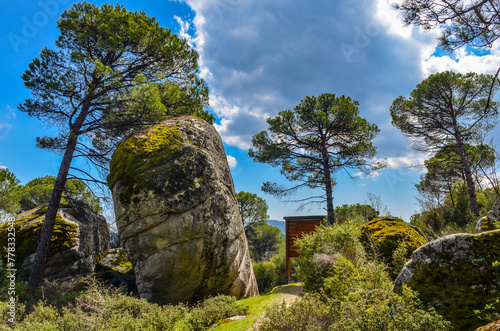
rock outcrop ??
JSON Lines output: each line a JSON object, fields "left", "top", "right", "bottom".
{"left": 360, "top": 217, "right": 425, "bottom": 271}
{"left": 394, "top": 230, "right": 500, "bottom": 330}
{"left": 0, "top": 204, "right": 110, "bottom": 282}
{"left": 476, "top": 200, "right": 500, "bottom": 233}
{"left": 108, "top": 116, "right": 258, "bottom": 304}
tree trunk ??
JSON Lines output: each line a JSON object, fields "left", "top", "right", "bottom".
{"left": 27, "top": 132, "right": 80, "bottom": 290}
{"left": 455, "top": 137, "right": 480, "bottom": 217}
{"left": 323, "top": 164, "right": 335, "bottom": 225}
{"left": 27, "top": 94, "right": 92, "bottom": 290}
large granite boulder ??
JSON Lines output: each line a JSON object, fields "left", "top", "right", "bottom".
{"left": 0, "top": 203, "right": 110, "bottom": 282}
{"left": 108, "top": 116, "right": 258, "bottom": 304}
{"left": 394, "top": 230, "right": 500, "bottom": 330}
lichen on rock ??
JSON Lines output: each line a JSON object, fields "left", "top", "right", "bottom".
{"left": 109, "top": 116, "right": 258, "bottom": 305}
{"left": 476, "top": 200, "right": 500, "bottom": 233}
{"left": 0, "top": 204, "right": 110, "bottom": 282}
{"left": 394, "top": 230, "right": 500, "bottom": 330}
{"left": 359, "top": 217, "right": 426, "bottom": 271}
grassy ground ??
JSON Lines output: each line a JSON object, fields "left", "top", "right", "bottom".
{"left": 212, "top": 284, "right": 305, "bottom": 331}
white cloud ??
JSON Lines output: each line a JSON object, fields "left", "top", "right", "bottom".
{"left": 422, "top": 46, "right": 500, "bottom": 76}
{"left": 0, "top": 122, "right": 12, "bottom": 139}
{"left": 5, "top": 105, "right": 16, "bottom": 120}
{"left": 180, "top": 0, "right": 436, "bottom": 153}
{"left": 378, "top": 153, "right": 427, "bottom": 171}
{"left": 226, "top": 154, "right": 237, "bottom": 168}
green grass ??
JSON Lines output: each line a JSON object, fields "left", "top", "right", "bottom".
{"left": 212, "top": 284, "right": 304, "bottom": 331}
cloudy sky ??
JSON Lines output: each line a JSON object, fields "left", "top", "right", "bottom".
{"left": 1, "top": 0, "right": 499, "bottom": 222}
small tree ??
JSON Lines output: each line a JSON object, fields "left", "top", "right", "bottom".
{"left": 245, "top": 222, "right": 284, "bottom": 262}
{"left": 0, "top": 168, "right": 21, "bottom": 216}
{"left": 20, "top": 2, "right": 211, "bottom": 289}
{"left": 19, "top": 176, "right": 101, "bottom": 212}
{"left": 237, "top": 191, "right": 269, "bottom": 227}
{"left": 249, "top": 93, "right": 382, "bottom": 225}
{"left": 391, "top": 71, "right": 498, "bottom": 216}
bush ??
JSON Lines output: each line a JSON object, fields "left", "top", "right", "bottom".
{"left": 182, "top": 295, "right": 248, "bottom": 330}
{"left": 0, "top": 279, "right": 248, "bottom": 330}
{"left": 294, "top": 220, "right": 365, "bottom": 292}
{"left": 260, "top": 219, "right": 452, "bottom": 330}
{"left": 253, "top": 251, "right": 293, "bottom": 293}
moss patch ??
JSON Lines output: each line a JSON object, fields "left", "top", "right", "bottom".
{"left": 97, "top": 249, "right": 133, "bottom": 274}
{"left": 407, "top": 230, "right": 500, "bottom": 330}
{"left": 0, "top": 206, "right": 78, "bottom": 267}
{"left": 360, "top": 217, "right": 426, "bottom": 266}
{"left": 108, "top": 124, "right": 194, "bottom": 204}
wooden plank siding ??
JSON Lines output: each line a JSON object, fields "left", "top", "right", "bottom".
{"left": 284, "top": 216, "right": 324, "bottom": 283}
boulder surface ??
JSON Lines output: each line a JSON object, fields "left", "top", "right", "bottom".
{"left": 360, "top": 217, "right": 425, "bottom": 274}
{"left": 394, "top": 230, "right": 500, "bottom": 330}
{"left": 0, "top": 204, "right": 110, "bottom": 282}
{"left": 476, "top": 199, "right": 500, "bottom": 233}
{"left": 108, "top": 116, "right": 258, "bottom": 304}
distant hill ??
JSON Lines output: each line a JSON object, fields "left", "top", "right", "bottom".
{"left": 267, "top": 219, "right": 285, "bottom": 236}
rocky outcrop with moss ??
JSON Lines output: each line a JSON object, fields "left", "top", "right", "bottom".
{"left": 359, "top": 217, "right": 426, "bottom": 268}
{"left": 476, "top": 200, "right": 500, "bottom": 233}
{"left": 0, "top": 204, "right": 110, "bottom": 282}
{"left": 108, "top": 116, "right": 258, "bottom": 305}
{"left": 394, "top": 230, "right": 500, "bottom": 330}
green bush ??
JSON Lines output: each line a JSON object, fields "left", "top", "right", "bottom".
{"left": 294, "top": 220, "right": 365, "bottom": 292}
{"left": 258, "top": 286, "right": 450, "bottom": 331}
{"left": 253, "top": 251, "right": 293, "bottom": 293}
{"left": 182, "top": 295, "right": 248, "bottom": 330}
{"left": 0, "top": 280, "right": 248, "bottom": 330}
{"left": 261, "top": 219, "right": 452, "bottom": 330}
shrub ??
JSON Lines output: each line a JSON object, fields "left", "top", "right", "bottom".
{"left": 263, "top": 218, "right": 452, "bottom": 330}
{"left": 182, "top": 295, "right": 248, "bottom": 330}
{"left": 294, "top": 220, "right": 365, "bottom": 292}
{"left": 253, "top": 251, "right": 293, "bottom": 293}
{"left": 0, "top": 279, "right": 247, "bottom": 330}
{"left": 258, "top": 282, "right": 451, "bottom": 330}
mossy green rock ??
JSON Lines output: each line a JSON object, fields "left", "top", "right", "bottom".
{"left": 360, "top": 217, "right": 426, "bottom": 265}
{"left": 476, "top": 200, "right": 500, "bottom": 233}
{"left": 108, "top": 116, "right": 258, "bottom": 305}
{"left": 394, "top": 230, "right": 500, "bottom": 330}
{"left": 0, "top": 205, "right": 110, "bottom": 281}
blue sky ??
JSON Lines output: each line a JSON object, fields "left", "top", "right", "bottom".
{"left": 1, "top": 0, "right": 499, "bottom": 222}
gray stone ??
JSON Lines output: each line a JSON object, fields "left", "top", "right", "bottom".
{"left": 109, "top": 116, "right": 258, "bottom": 304}
{"left": 393, "top": 230, "right": 500, "bottom": 330}
{"left": 0, "top": 204, "right": 110, "bottom": 282}
{"left": 476, "top": 199, "right": 500, "bottom": 233}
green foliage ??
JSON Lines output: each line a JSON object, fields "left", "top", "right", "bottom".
{"left": 334, "top": 203, "right": 378, "bottom": 223}
{"left": 391, "top": 70, "right": 498, "bottom": 217}
{"left": 294, "top": 220, "right": 365, "bottom": 292}
{"left": 395, "top": 0, "right": 500, "bottom": 51}
{"left": 245, "top": 221, "right": 284, "bottom": 262}
{"left": 182, "top": 295, "right": 248, "bottom": 330}
{"left": 19, "top": 176, "right": 101, "bottom": 212}
{"left": 249, "top": 93, "right": 383, "bottom": 224}
{"left": 0, "top": 280, "right": 248, "bottom": 330}
{"left": 237, "top": 191, "right": 269, "bottom": 227}
{"left": 259, "top": 260, "right": 450, "bottom": 330}
{"left": 391, "top": 240, "right": 410, "bottom": 279}
{"left": 0, "top": 168, "right": 21, "bottom": 215}
{"left": 252, "top": 252, "right": 292, "bottom": 293}
{"left": 359, "top": 217, "right": 426, "bottom": 278}
{"left": 273, "top": 218, "right": 450, "bottom": 330}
